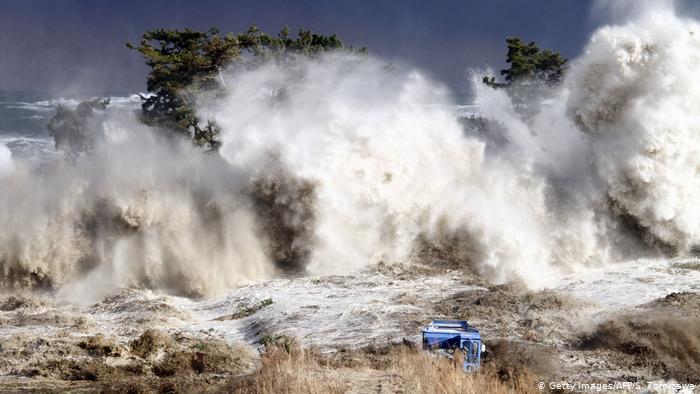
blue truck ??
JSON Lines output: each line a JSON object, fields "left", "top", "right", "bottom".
{"left": 422, "top": 319, "right": 484, "bottom": 371}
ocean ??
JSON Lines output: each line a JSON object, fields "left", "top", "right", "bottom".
{"left": 0, "top": 92, "right": 142, "bottom": 164}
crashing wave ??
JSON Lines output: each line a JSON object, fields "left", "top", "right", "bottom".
{"left": 1, "top": 3, "right": 699, "bottom": 297}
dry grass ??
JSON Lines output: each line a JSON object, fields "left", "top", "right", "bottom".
{"left": 389, "top": 349, "right": 538, "bottom": 394}
{"left": 226, "top": 339, "right": 539, "bottom": 394}
{"left": 225, "top": 342, "right": 345, "bottom": 393}
{"left": 0, "top": 330, "right": 539, "bottom": 393}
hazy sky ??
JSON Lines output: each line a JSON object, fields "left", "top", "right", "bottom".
{"left": 0, "top": 0, "right": 695, "bottom": 94}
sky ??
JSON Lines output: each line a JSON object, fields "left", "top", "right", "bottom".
{"left": 0, "top": 0, "right": 695, "bottom": 94}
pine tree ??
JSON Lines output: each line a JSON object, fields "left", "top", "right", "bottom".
{"left": 483, "top": 37, "right": 567, "bottom": 88}
{"left": 128, "top": 26, "right": 363, "bottom": 149}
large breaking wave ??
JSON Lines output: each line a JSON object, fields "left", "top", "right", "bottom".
{"left": 1, "top": 3, "right": 698, "bottom": 298}
{"left": 568, "top": 6, "right": 700, "bottom": 250}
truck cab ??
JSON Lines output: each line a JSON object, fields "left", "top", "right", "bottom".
{"left": 422, "top": 319, "right": 484, "bottom": 371}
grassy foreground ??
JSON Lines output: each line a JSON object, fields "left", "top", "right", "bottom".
{"left": 224, "top": 340, "right": 538, "bottom": 394}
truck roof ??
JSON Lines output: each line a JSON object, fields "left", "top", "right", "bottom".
{"left": 423, "top": 319, "right": 481, "bottom": 338}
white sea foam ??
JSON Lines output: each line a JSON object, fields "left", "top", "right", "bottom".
{"left": 1, "top": 2, "right": 699, "bottom": 298}
{"left": 206, "top": 55, "right": 592, "bottom": 288}
{"left": 566, "top": 6, "right": 700, "bottom": 250}
{"left": 0, "top": 143, "right": 12, "bottom": 176}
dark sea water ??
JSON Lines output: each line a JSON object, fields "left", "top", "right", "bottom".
{"left": 0, "top": 91, "right": 476, "bottom": 166}
{"left": 0, "top": 91, "right": 141, "bottom": 164}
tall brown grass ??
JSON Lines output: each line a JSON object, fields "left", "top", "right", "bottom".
{"left": 226, "top": 340, "right": 539, "bottom": 394}
{"left": 225, "top": 341, "right": 345, "bottom": 394}
{"left": 390, "top": 349, "right": 538, "bottom": 394}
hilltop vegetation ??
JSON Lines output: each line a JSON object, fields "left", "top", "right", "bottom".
{"left": 460, "top": 37, "right": 567, "bottom": 130}
{"left": 483, "top": 37, "right": 567, "bottom": 88}
{"left": 46, "top": 26, "right": 362, "bottom": 153}
{"left": 46, "top": 98, "right": 109, "bottom": 158}
{"left": 48, "top": 32, "right": 565, "bottom": 153}
{"left": 127, "top": 26, "right": 364, "bottom": 149}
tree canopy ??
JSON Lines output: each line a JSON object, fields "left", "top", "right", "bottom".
{"left": 47, "top": 98, "right": 109, "bottom": 158}
{"left": 483, "top": 37, "right": 567, "bottom": 88}
{"left": 128, "top": 26, "right": 363, "bottom": 149}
